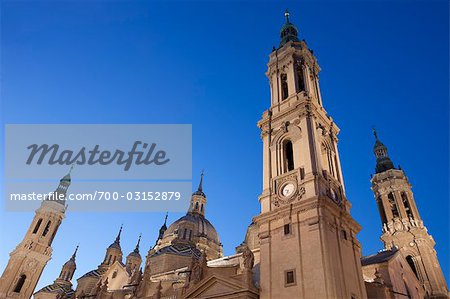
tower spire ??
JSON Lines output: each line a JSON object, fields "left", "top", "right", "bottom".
{"left": 284, "top": 9, "right": 290, "bottom": 23}
{"left": 279, "top": 9, "right": 299, "bottom": 47}
{"left": 372, "top": 128, "right": 395, "bottom": 173}
{"left": 198, "top": 170, "right": 204, "bottom": 192}
{"left": 157, "top": 213, "right": 169, "bottom": 241}
{"left": 71, "top": 244, "right": 79, "bottom": 261}
{"left": 134, "top": 234, "right": 141, "bottom": 254}
{"left": 115, "top": 225, "right": 123, "bottom": 244}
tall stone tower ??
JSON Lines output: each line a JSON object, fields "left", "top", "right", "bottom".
{"left": 0, "top": 173, "right": 70, "bottom": 299}
{"left": 254, "top": 10, "right": 367, "bottom": 299}
{"left": 370, "top": 130, "right": 448, "bottom": 298}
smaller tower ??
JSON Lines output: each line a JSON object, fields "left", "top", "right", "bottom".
{"left": 99, "top": 226, "right": 123, "bottom": 270}
{"left": 371, "top": 130, "right": 449, "bottom": 298}
{"left": 55, "top": 245, "right": 78, "bottom": 286}
{"left": 34, "top": 246, "right": 78, "bottom": 299}
{"left": 126, "top": 235, "right": 142, "bottom": 273}
{"left": 189, "top": 171, "right": 206, "bottom": 216}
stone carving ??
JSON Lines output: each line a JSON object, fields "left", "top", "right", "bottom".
{"left": 242, "top": 245, "right": 254, "bottom": 270}
{"left": 190, "top": 251, "right": 207, "bottom": 285}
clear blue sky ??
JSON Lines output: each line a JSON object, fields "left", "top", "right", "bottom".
{"left": 1, "top": 0, "right": 448, "bottom": 292}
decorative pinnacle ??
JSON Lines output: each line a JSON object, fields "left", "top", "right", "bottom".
{"left": 285, "top": 9, "right": 290, "bottom": 23}
{"left": 198, "top": 170, "right": 204, "bottom": 192}
{"left": 164, "top": 212, "right": 168, "bottom": 226}
{"left": 372, "top": 127, "right": 379, "bottom": 140}
{"left": 69, "top": 163, "right": 75, "bottom": 174}
{"left": 134, "top": 234, "right": 141, "bottom": 253}
{"left": 115, "top": 225, "right": 123, "bottom": 243}
{"left": 71, "top": 244, "right": 79, "bottom": 261}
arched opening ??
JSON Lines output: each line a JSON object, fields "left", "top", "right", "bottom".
{"left": 42, "top": 221, "right": 51, "bottom": 237}
{"left": 377, "top": 196, "right": 387, "bottom": 224}
{"left": 195, "top": 202, "right": 199, "bottom": 211}
{"left": 32, "top": 219, "right": 42, "bottom": 234}
{"left": 321, "top": 142, "right": 335, "bottom": 177}
{"left": 107, "top": 255, "right": 112, "bottom": 265}
{"left": 388, "top": 193, "right": 399, "bottom": 218}
{"left": 406, "top": 255, "right": 419, "bottom": 280}
{"left": 402, "top": 192, "right": 413, "bottom": 219}
{"left": 284, "top": 140, "right": 294, "bottom": 172}
{"left": 281, "top": 73, "right": 288, "bottom": 100}
{"left": 13, "top": 274, "right": 26, "bottom": 293}
{"left": 201, "top": 204, "right": 204, "bottom": 212}
{"left": 296, "top": 66, "right": 305, "bottom": 92}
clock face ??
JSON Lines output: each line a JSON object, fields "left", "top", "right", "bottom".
{"left": 282, "top": 183, "right": 295, "bottom": 197}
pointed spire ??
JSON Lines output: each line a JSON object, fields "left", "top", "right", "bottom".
{"left": 71, "top": 245, "right": 79, "bottom": 261}
{"left": 284, "top": 9, "right": 290, "bottom": 23}
{"left": 371, "top": 128, "right": 395, "bottom": 174}
{"left": 115, "top": 225, "right": 123, "bottom": 243}
{"left": 372, "top": 127, "right": 379, "bottom": 141}
{"left": 134, "top": 234, "right": 141, "bottom": 254}
{"left": 198, "top": 170, "right": 204, "bottom": 192}
{"left": 192, "top": 171, "right": 206, "bottom": 197}
{"left": 158, "top": 213, "right": 169, "bottom": 241}
{"left": 279, "top": 9, "right": 299, "bottom": 47}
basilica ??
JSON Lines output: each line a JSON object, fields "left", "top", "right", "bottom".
{"left": 0, "top": 10, "right": 448, "bottom": 299}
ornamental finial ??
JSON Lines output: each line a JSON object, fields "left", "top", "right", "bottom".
{"left": 372, "top": 127, "right": 379, "bottom": 140}
{"left": 71, "top": 244, "right": 79, "bottom": 261}
{"left": 198, "top": 170, "right": 204, "bottom": 192}
{"left": 285, "top": 9, "right": 290, "bottom": 23}
{"left": 115, "top": 225, "right": 123, "bottom": 243}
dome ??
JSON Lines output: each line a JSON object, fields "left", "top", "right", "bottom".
{"left": 164, "top": 212, "right": 220, "bottom": 246}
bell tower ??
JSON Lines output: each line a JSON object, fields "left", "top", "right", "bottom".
{"left": 254, "top": 10, "right": 367, "bottom": 299}
{"left": 0, "top": 172, "right": 70, "bottom": 299}
{"left": 370, "top": 130, "right": 448, "bottom": 298}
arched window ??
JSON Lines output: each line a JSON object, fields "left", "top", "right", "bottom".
{"left": 284, "top": 140, "right": 294, "bottom": 172}
{"left": 182, "top": 229, "right": 187, "bottom": 239}
{"left": 376, "top": 196, "right": 387, "bottom": 224}
{"left": 281, "top": 74, "right": 288, "bottom": 100}
{"left": 49, "top": 229, "right": 57, "bottom": 246}
{"left": 401, "top": 192, "right": 413, "bottom": 219}
{"left": 188, "top": 229, "right": 193, "bottom": 240}
{"left": 33, "top": 219, "right": 42, "bottom": 234}
{"left": 42, "top": 221, "right": 51, "bottom": 237}
{"left": 296, "top": 66, "right": 305, "bottom": 92}
{"left": 321, "top": 142, "right": 335, "bottom": 177}
{"left": 201, "top": 204, "right": 204, "bottom": 212}
{"left": 13, "top": 274, "right": 26, "bottom": 293}
{"left": 406, "top": 255, "right": 419, "bottom": 279}
{"left": 388, "top": 193, "right": 399, "bottom": 218}
{"left": 195, "top": 202, "right": 199, "bottom": 211}
{"left": 107, "top": 255, "right": 112, "bottom": 265}
{"left": 112, "top": 271, "right": 118, "bottom": 279}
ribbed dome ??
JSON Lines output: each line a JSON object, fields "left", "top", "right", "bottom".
{"left": 164, "top": 212, "right": 220, "bottom": 246}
